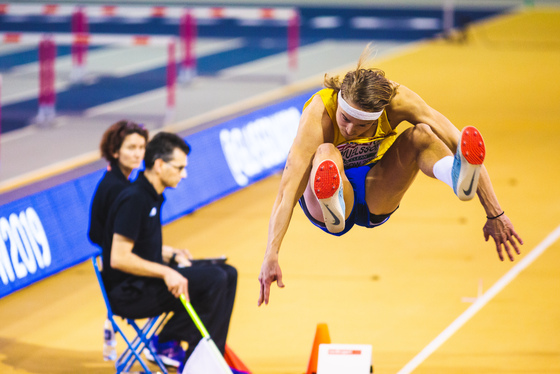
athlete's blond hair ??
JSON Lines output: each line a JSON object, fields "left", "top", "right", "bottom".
{"left": 324, "top": 43, "right": 398, "bottom": 113}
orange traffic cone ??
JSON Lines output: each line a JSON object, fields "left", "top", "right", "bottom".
{"left": 224, "top": 344, "right": 251, "bottom": 373}
{"left": 306, "top": 323, "right": 331, "bottom": 374}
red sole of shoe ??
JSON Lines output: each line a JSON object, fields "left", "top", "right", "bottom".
{"left": 461, "top": 126, "right": 486, "bottom": 165}
{"left": 313, "top": 160, "right": 340, "bottom": 199}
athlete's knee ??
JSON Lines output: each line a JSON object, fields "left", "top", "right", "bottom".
{"left": 314, "top": 143, "right": 342, "bottom": 165}
{"left": 316, "top": 143, "right": 337, "bottom": 156}
{"left": 404, "top": 123, "right": 438, "bottom": 149}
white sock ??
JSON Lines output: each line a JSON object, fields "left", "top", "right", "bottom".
{"left": 433, "top": 156, "right": 454, "bottom": 189}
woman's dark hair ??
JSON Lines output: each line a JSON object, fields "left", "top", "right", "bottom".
{"left": 99, "top": 120, "right": 149, "bottom": 163}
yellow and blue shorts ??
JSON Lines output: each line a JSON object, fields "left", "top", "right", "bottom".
{"left": 299, "top": 163, "right": 397, "bottom": 236}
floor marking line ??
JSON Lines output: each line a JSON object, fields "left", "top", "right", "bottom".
{"left": 397, "top": 224, "right": 560, "bottom": 374}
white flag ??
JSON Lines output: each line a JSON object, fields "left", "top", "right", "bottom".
{"left": 182, "top": 337, "right": 233, "bottom": 374}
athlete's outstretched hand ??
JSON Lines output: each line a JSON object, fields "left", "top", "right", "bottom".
{"left": 258, "top": 253, "right": 285, "bottom": 306}
{"left": 483, "top": 213, "right": 523, "bottom": 261}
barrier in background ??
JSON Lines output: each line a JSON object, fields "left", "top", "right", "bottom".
{"left": 0, "top": 88, "right": 314, "bottom": 298}
{"left": 166, "top": 39, "right": 177, "bottom": 124}
{"left": 0, "top": 74, "right": 2, "bottom": 164}
{"left": 70, "top": 6, "right": 88, "bottom": 82}
{"left": 287, "top": 12, "right": 300, "bottom": 83}
{"left": 179, "top": 10, "right": 197, "bottom": 83}
{"left": 0, "top": 32, "right": 179, "bottom": 124}
{"left": 37, "top": 36, "right": 56, "bottom": 126}
{"left": 0, "top": 3, "right": 297, "bottom": 20}
{"left": 0, "top": 3, "right": 300, "bottom": 82}
{"left": 0, "top": 32, "right": 176, "bottom": 47}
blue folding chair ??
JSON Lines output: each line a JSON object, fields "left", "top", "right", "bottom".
{"left": 92, "top": 255, "right": 169, "bottom": 374}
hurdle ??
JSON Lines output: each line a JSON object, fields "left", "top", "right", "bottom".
{"left": 0, "top": 3, "right": 301, "bottom": 83}
{"left": 179, "top": 10, "right": 196, "bottom": 84}
{"left": 1, "top": 74, "right": 2, "bottom": 164}
{"left": 442, "top": 0, "right": 455, "bottom": 39}
{"left": 37, "top": 36, "right": 56, "bottom": 126}
{"left": 70, "top": 7, "right": 87, "bottom": 83}
{"left": 166, "top": 39, "right": 177, "bottom": 124}
{"left": 0, "top": 32, "right": 179, "bottom": 125}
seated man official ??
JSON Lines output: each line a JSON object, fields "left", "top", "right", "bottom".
{"left": 102, "top": 132, "right": 237, "bottom": 369}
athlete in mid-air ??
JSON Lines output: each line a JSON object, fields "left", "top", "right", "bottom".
{"left": 258, "top": 47, "right": 523, "bottom": 306}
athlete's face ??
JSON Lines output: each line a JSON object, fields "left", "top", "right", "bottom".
{"left": 336, "top": 103, "right": 376, "bottom": 140}
{"left": 161, "top": 148, "right": 188, "bottom": 188}
{"left": 114, "top": 133, "right": 146, "bottom": 173}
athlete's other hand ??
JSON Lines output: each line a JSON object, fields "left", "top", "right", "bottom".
{"left": 483, "top": 214, "right": 523, "bottom": 261}
{"left": 258, "top": 253, "right": 285, "bottom": 306}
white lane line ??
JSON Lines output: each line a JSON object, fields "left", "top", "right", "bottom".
{"left": 397, "top": 224, "right": 560, "bottom": 374}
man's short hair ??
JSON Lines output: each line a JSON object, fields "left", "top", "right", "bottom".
{"left": 144, "top": 132, "right": 191, "bottom": 170}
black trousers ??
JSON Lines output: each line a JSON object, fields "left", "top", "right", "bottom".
{"left": 108, "top": 263, "right": 237, "bottom": 357}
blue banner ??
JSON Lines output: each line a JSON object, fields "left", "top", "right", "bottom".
{"left": 162, "top": 92, "right": 310, "bottom": 223}
{"left": 0, "top": 170, "right": 103, "bottom": 297}
{"left": 0, "top": 89, "right": 314, "bottom": 298}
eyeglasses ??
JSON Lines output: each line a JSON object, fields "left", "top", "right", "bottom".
{"left": 164, "top": 161, "right": 186, "bottom": 173}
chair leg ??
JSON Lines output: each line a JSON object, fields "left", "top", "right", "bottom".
{"left": 93, "top": 256, "right": 171, "bottom": 373}
{"left": 114, "top": 317, "right": 169, "bottom": 374}
{"left": 128, "top": 318, "right": 169, "bottom": 373}
{"left": 115, "top": 326, "right": 153, "bottom": 373}
{"left": 120, "top": 320, "right": 151, "bottom": 372}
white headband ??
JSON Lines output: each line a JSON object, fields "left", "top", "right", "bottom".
{"left": 337, "top": 91, "right": 383, "bottom": 121}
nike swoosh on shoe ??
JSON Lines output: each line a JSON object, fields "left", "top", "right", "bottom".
{"left": 324, "top": 204, "right": 341, "bottom": 226}
{"left": 462, "top": 173, "right": 476, "bottom": 196}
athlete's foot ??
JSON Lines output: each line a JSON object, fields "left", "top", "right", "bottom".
{"left": 312, "top": 159, "right": 345, "bottom": 233}
{"left": 452, "top": 126, "right": 486, "bottom": 201}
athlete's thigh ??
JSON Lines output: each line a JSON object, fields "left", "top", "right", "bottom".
{"left": 365, "top": 129, "right": 420, "bottom": 214}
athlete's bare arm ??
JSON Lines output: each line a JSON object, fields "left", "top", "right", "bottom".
{"left": 386, "top": 84, "right": 461, "bottom": 148}
{"left": 387, "top": 84, "right": 523, "bottom": 261}
{"left": 258, "top": 95, "right": 332, "bottom": 306}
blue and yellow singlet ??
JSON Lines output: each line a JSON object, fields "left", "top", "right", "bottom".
{"left": 303, "top": 88, "right": 398, "bottom": 169}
